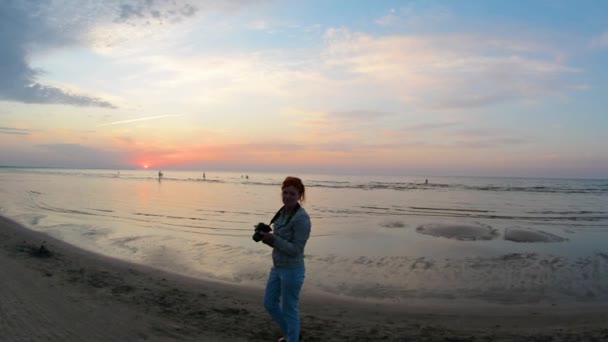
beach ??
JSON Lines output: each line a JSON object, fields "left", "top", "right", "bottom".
{"left": 2, "top": 169, "right": 608, "bottom": 305}
{"left": 2, "top": 215, "right": 608, "bottom": 342}
{"left": 1, "top": 169, "right": 608, "bottom": 341}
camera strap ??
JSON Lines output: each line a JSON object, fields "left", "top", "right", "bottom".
{"left": 270, "top": 203, "right": 301, "bottom": 226}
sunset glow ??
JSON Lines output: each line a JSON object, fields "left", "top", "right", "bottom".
{"left": 1, "top": 1, "right": 607, "bottom": 177}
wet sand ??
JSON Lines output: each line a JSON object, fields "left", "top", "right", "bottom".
{"left": 1, "top": 215, "right": 608, "bottom": 341}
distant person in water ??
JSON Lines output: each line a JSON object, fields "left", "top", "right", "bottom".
{"left": 425, "top": 179, "right": 428, "bottom": 185}
{"left": 259, "top": 177, "right": 311, "bottom": 342}
{"left": 158, "top": 170, "right": 163, "bottom": 180}
{"left": 203, "top": 172, "right": 206, "bottom": 180}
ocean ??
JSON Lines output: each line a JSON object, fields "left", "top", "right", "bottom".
{"left": 1, "top": 167, "right": 607, "bottom": 304}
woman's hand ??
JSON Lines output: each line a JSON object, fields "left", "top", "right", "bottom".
{"left": 261, "top": 232, "right": 276, "bottom": 247}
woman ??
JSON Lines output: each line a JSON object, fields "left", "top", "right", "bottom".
{"left": 260, "top": 176, "right": 311, "bottom": 342}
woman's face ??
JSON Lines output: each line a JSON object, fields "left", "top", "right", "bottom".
{"left": 282, "top": 185, "right": 301, "bottom": 208}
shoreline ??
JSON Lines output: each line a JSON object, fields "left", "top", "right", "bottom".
{"left": 1, "top": 215, "right": 608, "bottom": 341}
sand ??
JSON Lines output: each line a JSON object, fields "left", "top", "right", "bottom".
{"left": 416, "top": 223, "right": 499, "bottom": 241}
{"left": 504, "top": 227, "right": 568, "bottom": 243}
{"left": 1, "top": 215, "right": 608, "bottom": 341}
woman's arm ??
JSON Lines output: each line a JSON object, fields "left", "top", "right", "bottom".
{"left": 272, "top": 215, "right": 311, "bottom": 256}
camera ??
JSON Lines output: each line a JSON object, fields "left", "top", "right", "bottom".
{"left": 252, "top": 222, "right": 272, "bottom": 242}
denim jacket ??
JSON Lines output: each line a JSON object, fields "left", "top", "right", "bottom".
{"left": 271, "top": 206, "right": 311, "bottom": 268}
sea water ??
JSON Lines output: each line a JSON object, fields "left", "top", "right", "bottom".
{"left": 1, "top": 168, "right": 607, "bottom": 304}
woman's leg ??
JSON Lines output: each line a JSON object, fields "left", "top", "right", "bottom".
{"left": 280, "top": 267, "right": 305, "bottom": 342}
{"left": 264, "top": 267, "right": 287, "bottom": 335}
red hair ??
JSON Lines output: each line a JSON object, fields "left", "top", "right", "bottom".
{"left": 282, "top": 176, "right": 305, "bottom": 202}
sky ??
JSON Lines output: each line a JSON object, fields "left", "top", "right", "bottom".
{"left": 1, "top": 0, "right": 607, "bottom": 178}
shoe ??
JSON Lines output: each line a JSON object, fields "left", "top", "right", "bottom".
{"left": 277, "top": 333, "right": 302, "bottom": 342}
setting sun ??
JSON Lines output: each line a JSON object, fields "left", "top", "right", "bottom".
{"left": 143, "top": 164, "right": 149, "bottom": 169}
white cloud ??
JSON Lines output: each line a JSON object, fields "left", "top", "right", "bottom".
{"left": 99, "top": 26, "right": 582, "bottom": 115}
{"left": 375, "top": 4, "right": 451, "bottom": 29}
{"left": 249, "top": 20, "right": 270, "bottom": 30}
{"left": 97, "top": 115, "right": 183, "bottom": 127}
{"left": 322, "top": 28, "right": 580, "bottom": 109}
{"left": 375, "top": 13, "right": 401, "bottom": 27}
{"left": 591, "top": 31, "right": 608, "bottom": 48}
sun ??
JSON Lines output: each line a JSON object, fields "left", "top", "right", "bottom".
{"left": 143, "top": 164, "right": 149, "bottom": 169}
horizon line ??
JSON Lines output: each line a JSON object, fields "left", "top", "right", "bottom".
{"left": 1, "top": 165, "right": 605, "bottom": 181}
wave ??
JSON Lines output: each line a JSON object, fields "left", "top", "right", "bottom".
{"left": 310, "top": 205, "right": 608, "bottom": 223}
{"left": 245, "top": 181, "right": 608, "bottom": 194}
{"left": 409, "top": 206, "right": 492, "bottom": 213}
{"left": 30, "top": 200, "right": 253, "bottom": 235}
{"left": 5, "top": 168, "right": 608, "bottom": 194}
{"left": 526, "top": 210, "right": 606, "bottom": 215}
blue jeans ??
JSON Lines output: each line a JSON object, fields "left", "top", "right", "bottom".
{"left": 264, "top": 266, "right": 305, "bottom": 342}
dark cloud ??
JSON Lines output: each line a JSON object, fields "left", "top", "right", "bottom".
{"left": 115, "top": 1, "right": 198, "bottom": 23}
{"left": 0, "top": 1, "right": 113, "bottom": 107}
{"left": 0, "top": 0, "right": 203, "bottom": 108}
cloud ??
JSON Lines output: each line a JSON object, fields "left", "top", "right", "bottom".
{"left": 248, "top": 20, "right": 270, "bottom": 30}
{"left": 329, "top": 110, "right": 395, "bottom": 120}
{"left": 97, "top": 114, "right": 183, "bottom": 127}
{"left": 375, "top": 12, "right": 400, "bottom": 27}
{"left": 591, "top": 32, "right": 608, "bottom": 48}
{"left": 118, "top": 140, "right": 310, "bottom": 169}
{"left": 0, "top": 126, "right": 32, "bottom": 136}
{"left": 230, "top": 142, "right": 305, "bottom": 153}
{"left": 451, "top": 137, "right": 529, "bottom": 149}
{"left": 304, "top": 110, "right": 396, "bottom": 127}
{"left": 0, "top": 2, "right": 111, "bottom": 107}
{"left": 0, "top": 0, "right": 207, "bottom": 108}
{"left": 117, "top": 25, "right": 581, "bottom": 114}
{"left": 37, "top": 143, "right": 128, "bottom": 168}
{"left": 403, "top": 122, "right": 461, "bottom": 131}
{"left": 375, "top": 4, "right": 451, "bottom": 28}
{"left": 115, "top": 2, "right": 198, "bottom": 22}
{"left": 322, "top": 28, "right": 580, "bottom": 109}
